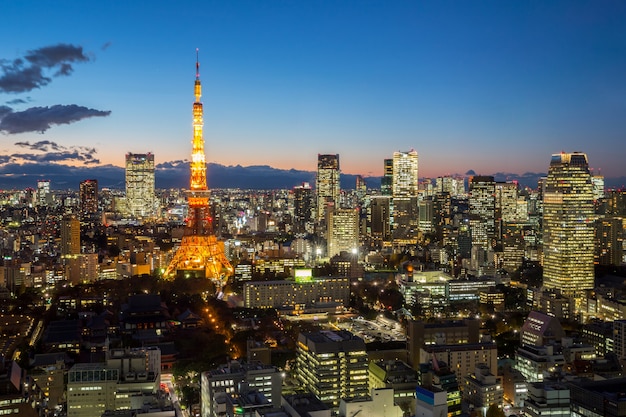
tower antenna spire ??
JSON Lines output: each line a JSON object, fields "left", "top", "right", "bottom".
{"left": 195, "top": 48, "right": 200, "bottom": 79}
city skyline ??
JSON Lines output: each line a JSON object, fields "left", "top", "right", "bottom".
{"left": 1, "top": 1, "right": 626, "bottom": 181}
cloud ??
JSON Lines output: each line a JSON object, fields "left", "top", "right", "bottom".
{"left": 0, "top": 105, "right": 11, "bottom": 118}
{"left": 0, "top": 43, "right": 90, "bottom": 93}
{"left": 6, "top": 98, "right": 28, "bottom": 105}
{"left": 0, "top": 104, "right": 111, "bottom": 134}
{"left": 14, "top": 140, "right": 62, "bottom": 151}
{"left": 12, "top": 151, "right": 97, "bottom": 164}
{"left": 7, "top": 139, "right": 99, "bottom": 166}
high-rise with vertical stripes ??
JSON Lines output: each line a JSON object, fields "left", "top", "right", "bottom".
{"left": 542, "top": 152, "right": 595, "bottom": 300}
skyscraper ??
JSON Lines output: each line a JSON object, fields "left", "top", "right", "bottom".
{"left": 79, "top": 179, "right": 98, "bottom": 222}
{"left": 369, "top": 196, "right": 391, "bottom": 242}
{"left": 292, "top": 182, "right": 313, "bottom": 235}
{"left": 327, "top": 206, "right": 360, "bottom": 258}
{"left": 125, "top": 152, "right": 156, "bottom": 218}
{"left": 381, "top": 158, "right": 393, "bottom": 196}
{"left": 61, "top": 214, "right": 80, "bottom": 256}
{"left": 36, "top": 179, "right": 51, "bottom": 206}
{"left": 542, "top": 152, "right": 595, "bottom": 299}
{"left": 316, "top": 154, "right": 340, "bottom": 223}
{"left": 392, "top": 150, "right": 419, "bottom": 197}
{"left": 469, "top": 176, "right": 496, "bottom": 249}
{"left": 392, "top": 149, "right": 419, "bottom": 238}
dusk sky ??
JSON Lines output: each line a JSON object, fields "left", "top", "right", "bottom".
{"left": 1, "top": 1, "right": 625, "bottom": 180}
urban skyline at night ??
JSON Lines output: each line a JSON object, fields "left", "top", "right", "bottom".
{"left": 1, "top": 1, "right": 626, "bottom": 187}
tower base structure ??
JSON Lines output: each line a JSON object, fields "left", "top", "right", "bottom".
{"left": 164, "top": 234, "right": 233, "bottom": 288}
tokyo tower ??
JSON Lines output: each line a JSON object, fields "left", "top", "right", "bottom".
{"left": 163, "top": 51, "right": 233, "bottom": 286}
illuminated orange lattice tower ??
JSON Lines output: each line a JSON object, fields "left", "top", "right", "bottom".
{"left": 164, "top": 51, "right": 233, "bottom": 287}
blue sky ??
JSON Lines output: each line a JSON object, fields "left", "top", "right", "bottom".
{"left": 1, "top": 1, "right": 625, "bottom": 179}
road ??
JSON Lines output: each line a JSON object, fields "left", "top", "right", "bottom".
{"left": 162, "top": 373, "right": 188, "bottom": 417}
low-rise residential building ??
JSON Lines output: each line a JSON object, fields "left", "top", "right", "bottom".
{"left": 463, "top": 364, "right": 503, "bottom": 417}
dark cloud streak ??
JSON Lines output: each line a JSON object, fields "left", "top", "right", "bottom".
{"left": 0, "top": 104, "right": 111, "bottom": 134}
{"left": 0, "top": 43, "right": 90, "bottom": 93}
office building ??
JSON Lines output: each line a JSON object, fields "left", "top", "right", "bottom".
{"left": 595, "top": 217, "right": 623, "bottom": 266}
{"left": 421, "top": 343, "right": 498, "bottom": 385}
{"left": 243, "top": 275, "right": 349, "bottom": 311}
{"left": 407, "top": 319, "right": 480, "bottom": 367}
{"left": 419, "top": 362, "right": 463, "bottom": 417}
{"left": 524, "top": 381, "right": 570, "bottom": 417}
{"left": 340, "top": 388, "right": 404, "bottom": 417}
{"left": 66, "top": 347, "right": 160, "bottom": 417}
{"left": 436, "top": 175, "right": 465, "bottom": 196}
{"left": 61, "top": 214, "right": 80, "bottom": 256}
{"left": 463, "top": 364, "right": 503, "bottom": 416}
{"left": 79, "top": 179, "right": 98, "bottom": 222}
{"left": 368, "top": 196, "right": 391, "bottom": 242}
{"left": 200, "top": 360, "right": 282, "bottom": 417}
{"left": 569, "top": 377, "right": 626, "bottom": 417}
{"left": 592, "top": 174, "right": 605, "bottom": 201}
{"left": 368, "top": 359, "right": 419, "bottom": 414}
{"left": 542, "top": 152, "right": 595, "bottom": 299}
{"left": 381, "top": 158, "right": 393, "bottom": 196}
{"left": 469, "top": 176, "right": 496, "bottom": 249}
{"left": 501, "top": 364, "right": 527, "bottom": 409}
{"left": 613, "top": 320, "right": 626, "bottom": 364}
{"left": 392, "top": 150, "right": 419, "bottom": 197}
{"left": 36, "top": 179, "right": 51, "bottom": 207}
{"left": 519, "top": 311, "right": 565, "bottom": 347}
{"left": 515, "top": 345, "right": 565, "bottom": 383}
{"left": 292, "top": 182, "right": 314, "bottom": 234}
{"left": 125, "top": 152, "right": 156, "bottom": 218}
{"left": 392, "top": 150, "right": 419, "bottom": 237}
{"left": 606, "top": 189, "right": 626, "bottom": 215}
{"left": 296, "top": 330, "right": 368, "bottom": 408}
{"left": 327, "top": 207, "right": 359, "bottom": 258}
{"left": 316, "top": 154, "right": 340, "bottom": 223}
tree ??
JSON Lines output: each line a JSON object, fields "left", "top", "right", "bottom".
{"left": 486, "top": 403, "right": 505, "bottom": 417}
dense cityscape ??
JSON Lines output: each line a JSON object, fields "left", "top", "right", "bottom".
{"left": 1, "top": 51, "right": 626, "bottom": 417}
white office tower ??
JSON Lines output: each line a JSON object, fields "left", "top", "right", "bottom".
{"left": 125, "top": 152, "right": 157, "bottom": 218}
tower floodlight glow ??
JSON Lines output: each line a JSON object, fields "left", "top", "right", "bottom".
{"left": 164, "top": 51, "right": 233, "bottom": 286}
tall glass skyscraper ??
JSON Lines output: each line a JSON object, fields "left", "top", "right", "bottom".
{"left": 125, "top": 152, "right": 156, "bottom": 218}
{"left": 392, "top": 149, "right": 419, "bottom": 237}
{"left": 542, "top": 152, "right": 595, "bottom": 300}
{"left": 316, "top": 154, "right": 340, "bottom": 223}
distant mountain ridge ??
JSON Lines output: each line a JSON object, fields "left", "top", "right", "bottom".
{"left": 0, "top": 161, "right": 624, "bottom": 190}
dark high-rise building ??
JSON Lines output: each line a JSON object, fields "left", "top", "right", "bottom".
{"left": 292, "top": 182, "right": 313, "bottom": 235}
{"left": 543, "top": 152, "right": 594, "bottom": 300}
{"left": 316, "top": 154, "right": 340, "bottom": 223}
{"left": 606, "top": 189, "right": 626, "bottom": 216}
{"left": 595, "top": 217, "right": 623, "bottom": 266}
{"left": 469, "top": 176, "right": 496, "bottom": 249}
{"left": 369, "top": 196, "right": 391, "bottom": 242}
{"left": 381, "top": 158, "right": 393, "bottom": 196}
{"left": 79, "top": 179, "right": 98, "bottom": 222}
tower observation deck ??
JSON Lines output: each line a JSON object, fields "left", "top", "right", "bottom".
{"left": 163, "top": 52, "right": 233, "bottom": 287}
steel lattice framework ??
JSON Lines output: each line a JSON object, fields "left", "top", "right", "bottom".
{"left": 163, "top": 52, "right": 233, "bottom": 286}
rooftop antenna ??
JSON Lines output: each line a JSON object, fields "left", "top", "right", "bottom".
{"left": 196, "top": 48, "right": 200, "bottom": 79}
